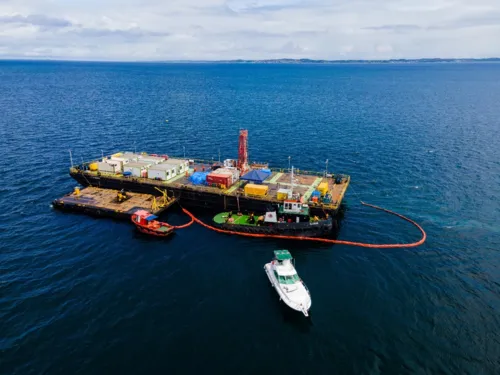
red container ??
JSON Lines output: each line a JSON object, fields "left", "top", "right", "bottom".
{"left": 206, "top": 172, "right": 232, "bottom": 187}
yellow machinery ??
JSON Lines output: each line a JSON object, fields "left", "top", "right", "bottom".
{"left": 74, "top": 186, "right": 81, "bottom": 196}
{"left": 89, "top": 163, "right": 98, "bottom": 171}
{"left": 117, "top": 189, "right": 128, "bottom": 203}
{"left": 318, "top": 182, "right": 329, "bottom": 196}
{"left": 152, "top": 187, "right": 171, "bottom": 210}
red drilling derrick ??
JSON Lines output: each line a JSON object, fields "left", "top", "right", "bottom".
{"left": 237, "top": 129, "right": 249, "bottom": 173}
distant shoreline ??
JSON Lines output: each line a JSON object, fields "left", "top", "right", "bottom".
{"left": 2, "top": 57, "right": 500, "bottom": 64}
{"left": 192, "top": 58, "right": 500, "bottom": 64}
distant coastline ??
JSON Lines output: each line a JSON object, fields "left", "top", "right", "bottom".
{"left": 2, "top": 57, "right": 500, "bottom": 64}
{"left": 188, "top": 58, "right": 500, "bottom": 64}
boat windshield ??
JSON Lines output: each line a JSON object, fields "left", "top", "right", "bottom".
{"left": 275, "top": 272, "right": 299, "bottom": 284}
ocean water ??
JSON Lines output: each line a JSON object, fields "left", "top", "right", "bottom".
{"left": 1, "top": 61, "right": 500, "bottom": 374}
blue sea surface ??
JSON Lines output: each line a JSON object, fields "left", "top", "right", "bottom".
{"left": 1, "top": 61, "right": 500, "bottom": 374}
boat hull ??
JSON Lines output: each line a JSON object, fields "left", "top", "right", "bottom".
{"left": 133, "top": 224, "right": 174, "bottom": 237}
{"left": 214, "top": 219, "right": 333, "bottom": 237}
{"left": 264, "top": 263, "right": 311, "bottom": 316}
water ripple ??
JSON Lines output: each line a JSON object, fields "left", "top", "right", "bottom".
{"left": 1, "top": 61, "right": 500, "bottom": 375}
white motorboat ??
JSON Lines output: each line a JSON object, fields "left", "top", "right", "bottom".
{"left": 264, "top": 250, "right": 311, "bottom": 317}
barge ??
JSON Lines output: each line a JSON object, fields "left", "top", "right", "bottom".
{"left": 65, "top": 130, "right": 350, "bottom": 217}
{"left": 53, "top": 186, "right": 176, "bottom": 219}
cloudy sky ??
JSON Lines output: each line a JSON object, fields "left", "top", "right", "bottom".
{"left": 1, "top": 0, "right": 499, "bottom": 60}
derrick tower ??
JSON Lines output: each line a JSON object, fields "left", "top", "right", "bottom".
{"left": 237, "top": 129, "right": 249, "bottom": 173}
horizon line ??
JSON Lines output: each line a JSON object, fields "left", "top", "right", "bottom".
{"left": 1, "top": 57, "right": 500, "bottom": 64}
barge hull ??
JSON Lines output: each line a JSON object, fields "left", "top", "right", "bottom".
{"left": 70, "top": 171, "right": 344, "bottom": 216}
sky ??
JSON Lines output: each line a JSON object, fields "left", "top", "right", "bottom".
{"left": 0, "top": 0, "right": 500, "bottom": 61}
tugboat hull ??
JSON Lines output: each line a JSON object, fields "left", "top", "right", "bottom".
{"left": 214, "top": 218, "right": 333, "bottom": 237}
{"left": 133, "top": 224, "right": 174, "bottom": 237}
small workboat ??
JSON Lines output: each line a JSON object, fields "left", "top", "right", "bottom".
{"left": 264, "top": 250, "right": 311, "bottom": 317}
{"left": 213, "top": 201, "right": 332, "bottom": 237}
{"left": 131, "top": 209, "right": 174, "bottom": 237}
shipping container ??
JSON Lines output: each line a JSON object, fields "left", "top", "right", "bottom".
{"left": 245, "top": 183, "right": 268, "bottom": 196}
{"left": 123, "top": 152, "right": 143, "bottom": 159}
{"left": 147, "top": 163, "right": 177, "bottom": 181}
{"left": 277, "top": 188, "right": 291, "bottom": 200}
{"left": 165, "top": 158, "right": 189, "bottom": 173}
{"left": 206, "top": 172, "right": 232, "bottom": 188}
{"left": 97, "top": 161, "right": 121, "bottom": 173}
{"left": 213, "top": 167, "right": 240, "bottom": 183}
{"left": 139, "top": 156, "right": 165, "bottom": 164}
{"left": 111, "top": 155, "right": 135, "bottom": 164}
{"left": 123, "top": 162, "right": 151, "bottom": 178}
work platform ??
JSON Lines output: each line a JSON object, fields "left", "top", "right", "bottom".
{"left": 52, "top": 187, "right": 176, "bottom": 219}
{"left": 69, "top": 163, "right": 349, "bottom": 216}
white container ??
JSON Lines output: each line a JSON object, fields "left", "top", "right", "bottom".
{"left": 224, "top": 159, "right": 236, "bottom": 168}
{"left": 147, "top": 163, "right": 177, "bottom": 181}
{"left": 214, "top": 167, "right": 239, "bottom": 183}
{"left": 124, "top": 162, "right": 151, "bottom": 177}
{"left": 123, "top": 152, "right": 141, "bottom": 157}
{"left": 107, "top": 159, "right": 123, "bottom": 171}
{"left": 164, "top": 158, "right": 189, "bottom": 173}
{"left": 98, "top": 161, "right": 120, "bottom": 173}
{"left": 140, "top": 156, "right": 165, "bottom": 164}
{"left": 111, "top": 155, "right": 136, "bottom": 164}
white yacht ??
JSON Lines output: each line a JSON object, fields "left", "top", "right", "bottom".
{"left": 264, "top": 250, "right": 312, "bottom": 317}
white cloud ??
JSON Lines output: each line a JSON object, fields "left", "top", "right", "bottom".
{"left": 375, "top": 44, "right": 393, "bottom": 54}
{"left": 0, "top": 0, "right": 499, "bottom": 60}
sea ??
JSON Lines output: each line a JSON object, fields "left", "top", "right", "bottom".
{"left": 1, "top": 61, "right": 499, "bottom": 374}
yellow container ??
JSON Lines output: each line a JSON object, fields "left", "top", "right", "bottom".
{"left": 244, "top": 183, "right": 268, "bottom": 196}
{"left": 74, "top": 187, "right": 81, "bottom": 195}
{"left": 277, "top": 188, "right": 290, "bottom": 200}
{"left": 277, "top": 192, "right": 287, "bottom": 200}
{"left": 89, "top": 162, "right": 98, "bottom": 171}
{"left": 318, "top": 182, "right": 329, "bottom": 196}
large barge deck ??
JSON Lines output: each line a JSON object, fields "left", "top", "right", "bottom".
{"left": 69, "top": 159, "right": 350, "bottom": 216}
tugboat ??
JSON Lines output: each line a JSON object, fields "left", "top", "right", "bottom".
{"left": 131, "top": 210, "right": 174, "bottom": 237}
{"left": 264, "top": 250, "right": 311, "bottom": 317}
{"left": 212, "top": 200, "right": 332, "bottom": 237}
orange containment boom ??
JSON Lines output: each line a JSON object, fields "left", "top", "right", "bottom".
{"left": 163, "top": 215, "right": 195, "bottom": 229}
{"left": 179, "top": 202, "right": 426, "bottom": 248}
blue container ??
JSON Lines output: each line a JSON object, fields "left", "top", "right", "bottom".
{"left": 311, "top": 190, "right": 321, "bottom": 197}
{"left": 123, "top": 171, "right": 132, "bottom": 177}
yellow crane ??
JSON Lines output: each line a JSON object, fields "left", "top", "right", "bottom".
{"left": 152, "top": 187, "right": 171, "bottom": 210}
